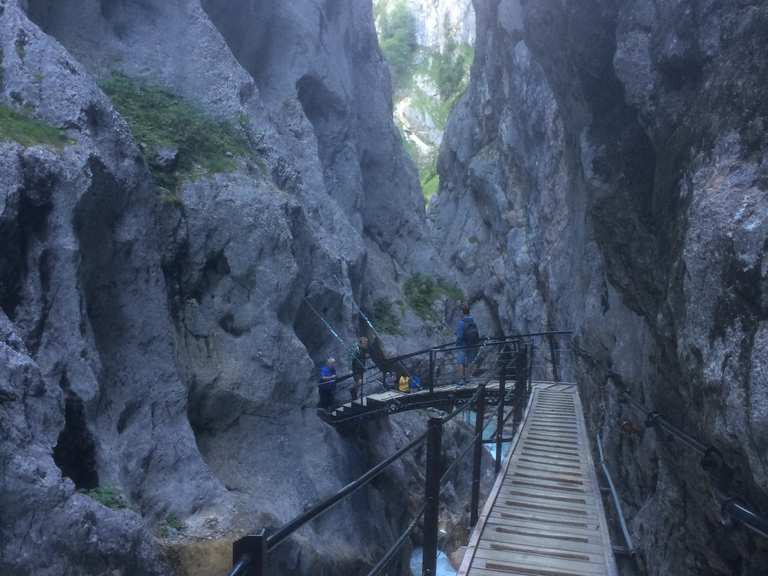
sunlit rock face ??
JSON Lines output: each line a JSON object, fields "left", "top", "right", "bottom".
{"left": 432, "top": 0, "right": 768, "bottom": 574}
{"left": 1, "top": 0, "right": 466, "bottom": 574}
{"left": 376, "top": 0, "right": 476, "bottom": 199}
{"left": 405, "top": 0, "right": 476, "bottom": 49}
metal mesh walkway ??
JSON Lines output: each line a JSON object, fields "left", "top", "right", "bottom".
{"left": 458, "top": 382, "right": 618, "bottom": 576}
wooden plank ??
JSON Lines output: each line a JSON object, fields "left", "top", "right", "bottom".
{"left": 473, "top": 547, "right": 608, "bottom": 571}
{"left": 460, "top": 382, "right": 618, "bottom": 576}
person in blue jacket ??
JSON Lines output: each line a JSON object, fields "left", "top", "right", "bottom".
{"left": 455, "top": 304, "right": 480, "bottom": 384}
{"left": 318, "top": 358, "right": 337, "bottom": 410}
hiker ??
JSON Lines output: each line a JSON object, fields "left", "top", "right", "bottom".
{"left": 398, "top": 371, "right": 411, "bottom": 393}
{"left": 318, "top": 358, "right": 337, "bottom": 410}
{"left": 455, "top": 303, "right": 480, "bottom": 384}
{"left": 350, "top": 336, "right": 369, "bottom": 402}
{"left": 410, "top": 360, "right": 423, "bottom": 392}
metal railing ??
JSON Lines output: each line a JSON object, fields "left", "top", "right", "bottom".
{"left": 321, "top": 329, "right": 575, "bottom": 418}
{"left": 618, "top": 389, "right": 768, "bottom": 540}
{"left": 596, "top": 429, "right": 635, "bottom": 557}
{"left": 225, "top": 332, "right": 574, "bottom": 576}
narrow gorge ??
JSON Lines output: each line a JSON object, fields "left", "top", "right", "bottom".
{"left": 1, "top": 1, "right": 766, "bottom": 576}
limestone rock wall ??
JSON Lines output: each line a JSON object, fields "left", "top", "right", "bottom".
{"left": 431, "top": 0, "right": 768, "bottom": 574}
{"left": 0, "top": 1, "right": 463, "bottom": 574}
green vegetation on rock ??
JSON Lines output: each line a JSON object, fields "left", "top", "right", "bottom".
{"left": 0, "top": 104, "right": 69, "bottom": 148}
{"left": 371, "top": 298, "right": 402, "bottom": 335}
{"left": 102, "top": 74, "right": 251, "bottom": 191}
{"left": 375, "top": 4, "right": 474, "bottom": 201}
{"left": 375, "top": 1, "right": 418, "bottom": 91}
{"left": 421, "top": 171, "right": 439, "bottom": 200}
{"left": 158, "top": 513, "right": 185, "bottom": 538}
{"left": 83, "top": 487, "right": 127, "bottom": 510}
{"left": 404, "top": 273, "right": 463, "bottom": 322}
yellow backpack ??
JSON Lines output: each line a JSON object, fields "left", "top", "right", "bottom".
{"left": 398, "top": 375, "right": 411, "bottom": 393}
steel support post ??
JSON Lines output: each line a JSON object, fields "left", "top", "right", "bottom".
{"left": 232, "top": 529, "right": 267, "bottom": 576}
{"left": 514, "top": 346, "right": 526, "bottom": 431}
{"left": 471, "top": 384, "right": 486, "bottom": 526}
{"left": 422, "top": 416, "right": 443, "bottom": 576}
{"left": 527, "top": 340, "right": 534, "bottom": 400}
{"left": 548, "top": 333, "right": 560, "bottom": 382}
{"left": 495, "top": 373, "right": 505, "bottom": 474}
{"left": 428, "top": 349, "right": 436, "bottom": 394}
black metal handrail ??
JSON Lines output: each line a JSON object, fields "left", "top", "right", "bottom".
{"left": 323, "top": 329, "right": 571, "bottom": 390}
{"left": 267, "top": 429, "right": 428, "bottom": 551}
{"left": 366, "top": 503, "right": 426, "bottom": 576}
{"left": 620, "top": 388, "right": 768, "bottom": 541}
{"left": 226, "top": 556, "right": 251, "bottom": 576}
{"left": 723, "top": 500, "right": 768, "bottom": 538}
{"left": 323, "top": 334, "right": 525, "bottom": 414}
{"left": 322, "top": 338, "right": 461, "bottom": 389}
{"left": 228, "top": 331, "right": 570, "bottom": 576}
{"left": 596, "top": 429, "right": 635, "bottom": 556}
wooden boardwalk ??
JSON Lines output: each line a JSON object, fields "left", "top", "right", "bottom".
{"left": 458, "top": 382, "right": 618, "bottom": 576}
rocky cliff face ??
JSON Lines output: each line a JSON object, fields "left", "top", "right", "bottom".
{"left": 0, "top": 1, "right": 468, "bottom": 575}
{"left": 432, "top": 0, "right": 768, "bottom": 574}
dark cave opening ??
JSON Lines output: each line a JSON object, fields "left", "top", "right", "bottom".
{"left": 0, "top": 183, "right": 52, "bottom": 321}
{"left": 52, "top": 380, "right": 99, "bottom": 490}
{"left": 296, "top": 75, "right": 347, "bottom": 129}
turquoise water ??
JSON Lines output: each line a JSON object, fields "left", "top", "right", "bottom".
{"left": 464, "top": 410, "right": 512, "bottom": 462}
{"left": 410, "top": 548, "right": 456, "bottom": 576}
{"left": 408, "top": 413, "right": 512, "bottom": 576}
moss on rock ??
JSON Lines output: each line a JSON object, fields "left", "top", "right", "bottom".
{"left": 0, "top": 104, "right": 69, "bottom": 148}
{"left": 102, "top": 74, "right": 252, "bottom": 191}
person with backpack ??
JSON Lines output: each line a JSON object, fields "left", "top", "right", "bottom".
{"left": 455, "top": 303, "right": 480, "bottom": 384}
{"left": 318, "top": 357, "right": 337, "bottom": 410}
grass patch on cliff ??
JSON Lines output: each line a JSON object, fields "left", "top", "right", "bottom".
{"left": 371, "top": 298, "right": 403, "bottom": 335}
{"left": 83, "top": 486, "right": 127, "bottom": 510}
{"left": 0, "top": 104, "right": 69, "bottom": 148}
{"left": 404, "top": 274, "right": 463, "bottom": 322}
{"left": 102, "top": 74, "right": 251, "bottom": 191}
{"left": 421, "top": 170, "right": 439, "bottom": 200}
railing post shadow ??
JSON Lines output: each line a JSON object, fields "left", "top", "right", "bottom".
{"left": 422, "top": 416, "right": 443, "bottom": 576}
{"left": 495, "top": 371, "right": 505, "bottom": 474}
{"left": 471, "top": 383, "right": 486, "bottom": 527}
{"left": 232, "top": 529, "right": 267, "bottom": 576}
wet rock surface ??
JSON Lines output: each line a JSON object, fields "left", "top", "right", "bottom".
{"left": 431, "top": 0, "right": 768, "bottom": 574}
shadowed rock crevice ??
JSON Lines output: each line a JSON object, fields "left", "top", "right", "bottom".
{"left": 72, "top": 158, "right": 127, "bottom": 358}
{"left": 53, "top": 373, "right": 99, "bottom": 490}
{"left": 0, "top": 158, "right": 54, "bottom": 325}
{"left": 199, "top": 0, "right": 276, "bottom": 84}
{"left": 296, "top": 74, "right": 359, "bottom": 214}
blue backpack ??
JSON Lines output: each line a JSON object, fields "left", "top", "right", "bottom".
{"left": 462, "top": 317, "right": 480, "bottom": 346}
